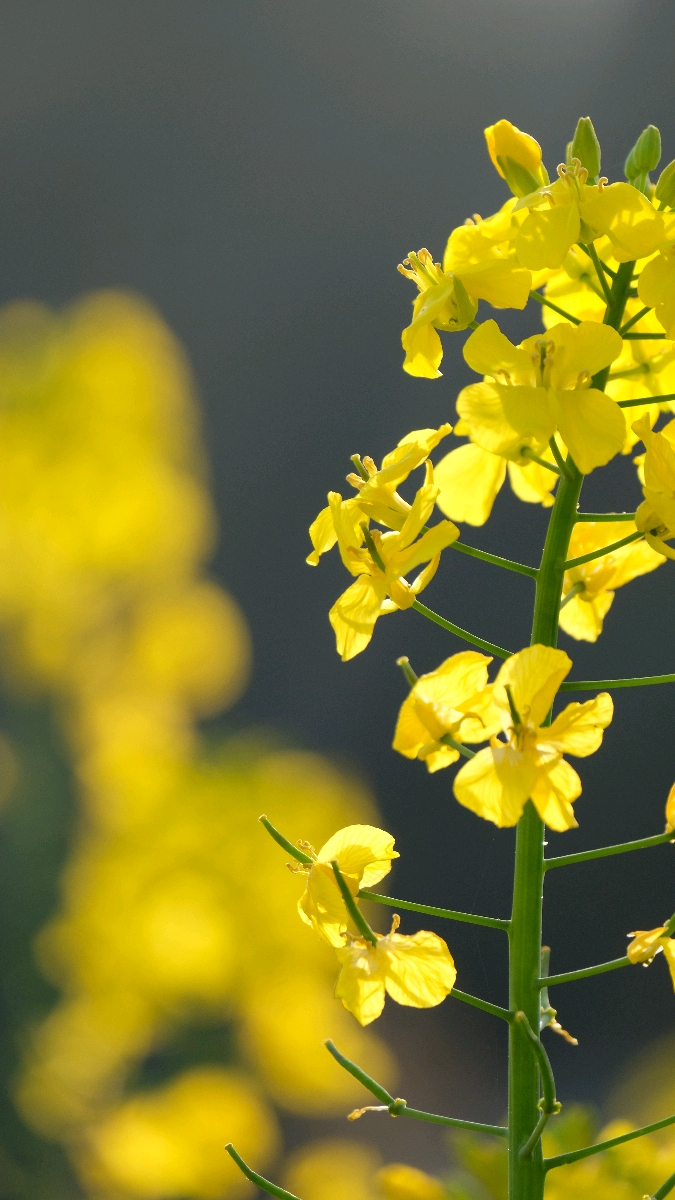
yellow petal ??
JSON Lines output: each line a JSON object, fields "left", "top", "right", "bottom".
{"left": 544, "top": 693, "right": 613, "bottom": 757}
{"left": 299, "top": 862, "right": 357, "bottom": 947}
{"left": 530, "top": 758, "right": 580, "bottom": 831}
{"left": 507, "top": 459, "right": 557, "bottom": 507}
{"left": 317, "top": 824, "right": 399, "bottom": 888}
{"left": 334, "top": 951, "right": 386, "bottom": 1026}
{"left": 627, "top": 926, "right": 666, "bottom": 964}
{"left": 553, "top": 388, "right": 626, "bottom": 474}
{"left": 661, "top": 939, "right": 675, "bottom": 991}
{"left": 329, "top": 575, "right": 385, "bottom": 661}
{"left": 515, "top": 204, "right": 580, "bottom": 271}
{"left": 397, "top": 518, "right": 459, "bottom": 573}
{"left": 401, "top": 321, "right": 443, "bottom": 379}
{"left": 307, "top": 505, "right": 336, "bottom": 565}
{"left": 581, "top": 183, "right": 665, "bottom": 261}
{"left": 453, "top": 744, "right": 535, "bottom": 828}
{"left": 419, "top": 744, "right": 460, "bottom": 773}
{"left": 458, "top": 259, "right": 531, "bottom": 309}
{"left": 493, "top": 645, "right": 571, "bottom": 728}
{"left": 607, "top": 538, "right": 664, "bottom": 588}
{"left": 383, "top": 929, "right": 456, "bottom": 1008}
{"left": 558, "top": 591, "right": 614, "bottom": 642}
{"left": 638, "top": 249, "right": 675, "bottom": 309}
{"left": 484, "top": 120, "right": 544, "bottom": 178}
{"left": 463, "top": 319, "right": 532, "bottom": 379}
{"left": 666, "top": 781, "right": 675, "bottom": 832}
{"left": 546, "top": 320, "right": 623, "bottom": 388}
{"left": 435, "top": 443, "right": 507, "bottom": 525}
{"left": 456, "top": 382, "right": 554, "bottom": 459}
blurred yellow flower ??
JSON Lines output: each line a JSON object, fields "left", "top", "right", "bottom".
{"left": 376, "top": 1163, "right": 447, "bottom": 1200}
{"left": 559, "top": 521, "right": 662, "bottom": 642}
{"left": 453, "top": 645, "right": 613, "bottom": 830}
{"left": 283, "top": 1140, "right": 382, "bottom": 1200}
{"left": 393, "top": 650, "right": 501, "bottom": 772}
{"left": 335, "top": 914, "right": 456, "bottom": 1026}
{"left": 293, "top": 823, "right": 399, "bottom": 947}
{"left": 457, "top": 318, "right": 625, "bottom": 475}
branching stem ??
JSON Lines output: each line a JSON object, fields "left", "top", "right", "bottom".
{"left": 359, "top": 890, "right": 510, "bottom": 930}
{"left": 545, "top": 1111, "right": 675, "bottom": 1171}
{"left": 544, "top": 830, "right": 673, "bottom": 869}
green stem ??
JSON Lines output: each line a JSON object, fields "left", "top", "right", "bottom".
{"left": 225, "top": 1146, "right": 301, "bottom": 1200}
{"left": 259, "top": 814, "right": 313, "bottom": 864}
{"left": 619, "top": 305, "right": 652, "bottom": 335}
{"left": 623, "top": 331, "right": 665, "bottom": 339}
{"left": 545, "top": 1111, "right": 675, "bottom": 1171}
{"left": 560, "top": 672, "right": 675, "bottom": 690}
{"left": 575, "top": 512, "right": 635, "bottom": 521}
{"left": 520, "top": 1110, "right": 553, "bottom": 1160}
{"left": 411, "top": 600, "right": 513, "bottom": 659}
{"left": 331, "top": 860, "right": 377, "bottom": 945}
{"left": 548, "top": 437, "right": 573, "bottom": 479}
{"left": 450, "top": 540, "right": 538, "bottom": 579}
{"left": 559, "top": 580, "right": 584, "bottom": 611}
{"left": 521, "top": 447, "right": 562, "bottom": 476}
{"left": 618, "top": 392, "right": 675, "bottom": 407}
{"left": 529, "top": 290, "right": 581, "bottom": 325}
{"left": 544, "top": 830, "right": 673, "bottom": 869}
{"left": 537, "top": 956, "right": 630, "bottom": 988}
{"left": 652, "top": 1170, "right": 675, "bottom": 1200}
{"left": 451, "top": 988, "right": 513, "bottom": 1023}
{"left": 515, "top": 1012, "right": 559, "bottom": 1114}
{"left": 584, "top": 242, "right": 613, "bottom": 303}
{"left": 563, "top": 530, "right": 642, "bottom": 569}
{"left": 359, "top": 890, "right": 510, "bottom": 930}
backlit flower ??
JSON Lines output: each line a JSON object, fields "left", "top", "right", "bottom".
{"left": 627, "top": 926, "right": 675, "bottom": 991}
{"left": 559, "top": 521, "right": 662, "bottom": 642}
{"left": 393, "top": 651, "right": 501, "bottom": 772}
{"left": 484, "top": 120, "right": 548, "bottom": 196}
{"left": 434, "top": 440, "right": 557, "bottom": 526}
{"left": 334, "top": 915, "right": 456, "bottom": 1026}
{"left": 453, "top": 645, "right": 613, "bottom": 830}
{"left": 292, "top": 825, "right": 399, "bottom": 948}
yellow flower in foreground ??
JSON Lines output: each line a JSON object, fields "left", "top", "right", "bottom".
{"left": 638, "top": 242, "right": 675, "bottom": 337}
{"left": 457, "top": 318, "right": 625, "bottom": 475}
{"left": 484, "top": 119, "right": 548, "bottom": 196}
{"left": 393, "top": 651, "right": 501, "bottom": 772}
{"left": 559, "top": 521, "right": 663, "bottom": 642}
{"left": 327, "top": 467, "right": 459, "bottom": 660}
{"left": 335, "top": 915, "right": 456, "bottom": 1026}
{"left": 307, "top": 425, "right": 451, "bottom": 564}
{"left": 453, "top": 645, "right": 613, "bottom": 830}
{"left": 627, "top": 927, "right": 675, "bottom": 990}
{"left": 433, "top": 440, "right": 557, "bottom": 525}
{"left": 376, "top": 1162, "right": 447, "bottom": 1200}
{"left": 398, "top": 246, "right": 530, "bottom": 379}
{"left": 293, "top": 824, "right": 399, "bottom": 948}
{"left": 633, "top": 413, "right": 675, "bottom": 558}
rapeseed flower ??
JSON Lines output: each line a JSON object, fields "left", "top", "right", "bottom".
{"left": 457, "top": 318, "right": 625, "bottom": 474}
{"left": 335, "top": 915, "right": 456, "bottom": 1026}
{"left": 326, "top": 467, "right": 459, "bottom": 660}
{"left": 434, "top": 440, "right": 558, "bottom": 525}
{"left": 393, "top": 651, "right": 501, "bottom": 772}
{"left": 484, "top": 120, "right": 548, "bottom": 197}
{"left": 638, "top": 241, "right": 675, "bottom": 337}
{"left": 292, "top": 824, "right": 398, "bottom": 948}
{"left": 627, "top": 927, "right": 675, "bottom": 990}
{"left": 633, "top": 413, "right": 675, "bottom": 558}
{"left": 453, "top": 645, "right": 613, "bottom": 830}
{"left": 559, "top": 521, "right": 662, "bottom": 642}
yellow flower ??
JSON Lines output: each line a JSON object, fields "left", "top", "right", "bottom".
{"left": 453, "top": 645, "right": 613, "bottom": 830}
{"left": 306, "top": 426, "right": 451, "bottom": 564}
{"left": 559, "top": 521, "right": 663, "bottom": 642}
{"left": 334, "top": 915, "right": 456, "bottom": 1026}
{"left": 393, "top": 651, "right": 501, "bottom": 772}
{"left": 293, "top": 824, "right": 399, "bottom": 948}
{"left": 457, "top": 318, "right": 625, "bottom": 474}
{"left": 627, "top": 927, "right": 675, "bottom": 990}
{"left": 633, "top": 413, "right": 675, "bottom": 558}
{"left": 327, "top": 467, "right": 459, "bottom": 660}
{"left": 666, "top": 782, "right": 675, "bottom": 833}
{"left": 434, "top": 440, "right": 557, "bottom": 526}
{"left": 484, "top": 119, "right": 548, "bottom": 196}
{"left": 375, "top": 1163, "right": 447, "bottom": 1200}
{"left": 514, "top": 164, "right": 670, "bottom": 270}
{"left": 398, "top": 246, "right": 530, "bottom": 379}
{"left": 638, "top": 242, "right": 675, "bottom": 336}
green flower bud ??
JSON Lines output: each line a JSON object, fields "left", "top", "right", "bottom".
{"left": 655, "top": 158, "right": 675, "bottom": 207}
{"left": 570, "top": 117, "right": 601, "bottom": 181}
{"left": 496, "top": 156, "right": 543, "bottom": 199}
{"left": 625, "top": 125, "right": 662, "bottom": 177}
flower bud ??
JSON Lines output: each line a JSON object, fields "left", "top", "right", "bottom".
{"left": 571, "top": 117, "right": 601, "bottom": 181}
{"left": 656, "top": 159, "right": 675, "bottom": 207}
{"left": 625, "top": 125, "right": 662, "bottom": 178}
{"left": 484, "top": 119, "right": 547, "bottom": 197}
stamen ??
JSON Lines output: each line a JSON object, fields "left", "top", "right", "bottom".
{"left": 575, "top": 370, "right": 591, "bottom": 389}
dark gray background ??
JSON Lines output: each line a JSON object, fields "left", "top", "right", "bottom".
{"left": 1, "top": 0, "right": 675, "bottom": 1169}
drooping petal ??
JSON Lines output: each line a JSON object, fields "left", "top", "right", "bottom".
{"left": 453, "top": 744, "right": 536, "bottom": 828}
{"left": 435, "top": 443, "right": 507, "bottom": 525}
{"left": 334, "top": 948, "right": 387, "bottom": 1026}
{"left": 530, "top": 758, "right": 581, "bottom": 831}
{"left": 544, "top": 692, "right": 613, "bottom": 757}
{"left": 507, "top": 459, "right": 557, "bottom": 508}
{"left": 493, "top": 645, "right": 572, "bottom": 729}
{"left": 553, "top": 388, "right": 626, "bottom": 474}
{"left": 317, "top": 824, "right": 399, "bottom": 888}
{"left": 383, "top": 929, "right": 457, "bottom": 1008}
{"left": 402, "top": 320, "right": 444, "bottom": 379}
{"left": 307, "top": 505, "right": 336, "bottom": 566}
{"left": 558, "top": 590, "right": 614, "bottom": 642}
{"left": 329, "top": 575, "right": 386, "bottom": 661}
{"left": 392, "top": 695, "right": 460, "bottom": 768}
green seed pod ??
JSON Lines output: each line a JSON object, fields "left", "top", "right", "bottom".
{"left": 571, "top": 117, "right": 601, "bottom": 181}
{"left": 656, "top": 158, "right": 675, "bottom": 207}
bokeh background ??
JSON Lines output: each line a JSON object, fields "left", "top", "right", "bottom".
{"left": 2, "top": 3, "right": 675, "bottom": 1198}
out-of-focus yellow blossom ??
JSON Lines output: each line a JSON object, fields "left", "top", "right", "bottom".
{"left": 79, "top": 1068, "right": 278, "bottom": 1200}
{"left": 633, "top": 413, "right": 675, "bottom": 558}
{"left": 457, "top": 319, "right": 625, "bottom": 475}
{"left": 398, "top": 246, "right": 530, "bottom": 378}
{"left": 666, "top": 781, "right": 675, "bottom": 832}
{"left": 434, "top": 439, "right": 558, "bottom": 525}
{"left": 514, "top": 163, "right": 671, "bottom": 270}
{"left": 291, "top": 823, "right": 398, "bottom": 947}
{"left": 638, "top": 241, "right": 675, "bottom": 336}
{"left": 283, "top": 1140, "right": 382, "bottom": 1200}
{"left": 453, "top": 645, "right": 613, "bottom": 830}
{"left": 484, "top": 119, "right": 548, "bottom": 196}
{"left": 627, "top": 926, "right": 675, "bottom": 988}
{"left": 558, "top": 521, "right": 663, "bottom": 642}
{"left": 375, "top": 1162, "right": 447, "bottom": 1200}
{"left": 307, "top": 426, "right": 451, "bottom": 565}
{"left": 335, "top": 914, "right": 456, "bottom": 1026}
{"left": 327, "top": 467, "right": 460, "bottom": 660}
{"left": 393, "top": 650, "right": 501, "bottom": 772}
